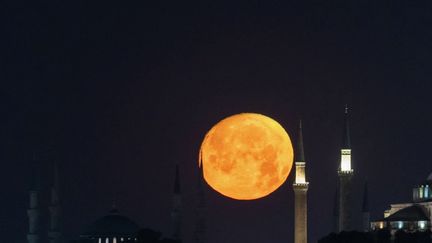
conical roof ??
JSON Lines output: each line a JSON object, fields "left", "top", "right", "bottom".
{"left": 295, "top": 120, "right": 305, "bottom": 162}
{"left": 342, "top": 106, "right": 351, "bottom": 149}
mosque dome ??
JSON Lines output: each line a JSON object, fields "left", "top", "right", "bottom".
{"left": 81, "top": 208, "right": 140, "bottom": 240}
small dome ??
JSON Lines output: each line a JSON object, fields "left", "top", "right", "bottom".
{"left": 81, "top": 209, "right": 140, "bottom": 238}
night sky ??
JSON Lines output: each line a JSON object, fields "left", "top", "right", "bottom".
{"left": 3, "top": 1, "right": 432, "bottom": 243}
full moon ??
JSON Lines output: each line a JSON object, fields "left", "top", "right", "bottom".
{"left": 199, "top": 113, "right": 293, "bottom": 200}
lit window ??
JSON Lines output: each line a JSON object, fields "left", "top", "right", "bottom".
{"left": 98, "top": 238, "right": 101, "bottom": 243}
{"left": 341, "top": 149, "right": 351, "bottom": 171}
{"left": 120, "top": 238, "right": 124, "bottom": 242}
{"left": 426, "top": 185, "right": 429, "bottom": 198}
{"left": 419, "top": 221, "right": 426, "bottom": 229}
{"left": 106, "top": 238, "right": 109, "bottom": 243}
{"left": 113, "top": 238, "right": 117, "bottom": 243}
{"left": 379, "top": 222, "right": 384, "bottom": 229}
{"left": 398, "top": 221, "right": 403, "bottom": 229}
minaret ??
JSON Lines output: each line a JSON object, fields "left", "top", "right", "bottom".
{"left": 293, "top": 120, "right": 309, "bottom": 243}
{"left": 338, "top": 106, "right": 354, "bottom": 232}
{"left": 362, "top": 182, "right": 370, "bottom": 232}
{"left": 193, "top": 165, "right": 207, "bottom": 243}
{"left": 171, "top": 164, "right": 182, "bottom": 241}
{"left": 27, "top": 158, "right": 41, "bottom": 243}
{"left": 48, "top": 161, "right": 62, "bottom": 243}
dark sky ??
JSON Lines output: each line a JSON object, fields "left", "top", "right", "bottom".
{"left": 3, "top": 1, "right": 432, "bottom": 243}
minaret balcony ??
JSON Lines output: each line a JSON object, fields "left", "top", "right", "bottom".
{"left": 338, "top": 169, "right": 354, "bottom": 175}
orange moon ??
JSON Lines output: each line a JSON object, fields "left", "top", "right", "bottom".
{"left": 199, "top": 113, "right": 293, "bottom": 200}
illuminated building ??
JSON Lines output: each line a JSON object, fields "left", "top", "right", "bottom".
{"left": 337, "top": 106, "right": 354, "bottom": 232}
{"left": 371, "top": 174, "right": 432, "bottom": 234}
{"left": 293, "top": 121, "right": 309, "bottom": 243}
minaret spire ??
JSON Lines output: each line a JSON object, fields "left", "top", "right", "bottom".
{"left": 48, "top": 161, "right": 62, "bottom": 243}
{"left": 342, "top": 104, "right": 351, "bottom": 149}
{"left": 171, "top": 164, "right": 182, "bottom": 241}
{"left": 362, "top": 182, "right": 370, "bottom": 232}
{"left": 293, "top": 120, "right": 309, "bottom": 243}
{"left": 296, "top": 120, "right": 305, "bottom": 163}
{"left": 338, "top": 105, "right": 354, "bottom": 232}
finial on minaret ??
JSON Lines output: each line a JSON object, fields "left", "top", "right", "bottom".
{"left": 342, "top": 105, "right": 351, "bottom": 149}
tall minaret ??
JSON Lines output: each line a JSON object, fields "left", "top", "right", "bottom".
{"left": 293, "top": 120, "right": 309, "bottom": 243}
{"left": 193, "top": 165, "right": 207, "bottom": 243}
{"left": 27, "top": 158, "right": 41, "bottom": 243}
{"left": 362, "top": 182, "right": 370, "bottom": 232}
{"left": 171, "top": 164, "right": 182, "bottom": 241}
{"left": 338, "top": 106, "right": 354, "bottom": 232}
{"left": 48, "top": 161, "right": 62, "bottom": 243}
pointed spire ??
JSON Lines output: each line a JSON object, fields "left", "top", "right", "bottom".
{"left": 362, "top": 182, "right": 369, "bottom": 212}
{"left": 174, "top": 164, "right": 181, "bottom": 194}
{"left": 342, "top": 105, "right": 351, "bottom": 149}
{"left": 295, "top": 120, "right": 305, "bottom": 162}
